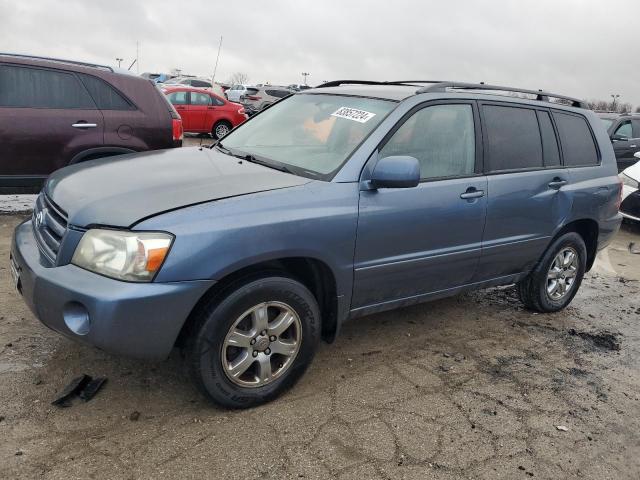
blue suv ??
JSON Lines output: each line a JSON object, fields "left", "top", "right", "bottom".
{"left": 11, "top": 80, "right": 623, "bottom": 407}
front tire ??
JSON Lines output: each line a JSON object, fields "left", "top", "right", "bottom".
{"left": 212, "top": 120, "right": 232, "bottom": 140}
{"left": 517, "top": 232, "right": 587, "bottom": 313}
{"left": 186, "top": 276, "right": 320, "bottom": 408}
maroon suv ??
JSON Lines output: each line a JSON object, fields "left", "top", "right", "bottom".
{"left": 0, "top": 53, "right": 183, "bottom": 190}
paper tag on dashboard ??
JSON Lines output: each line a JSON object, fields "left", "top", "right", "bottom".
{"left": 331, "top": 107, "right": 376, "bottom": 123}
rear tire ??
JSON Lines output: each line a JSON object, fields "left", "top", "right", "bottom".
{"left": 212, "top": 120, "right": 232, "bottom": 140}
{"left": 186, "top": 276, "right": 320, "bottom": 408}
{"left": 517, "top": 232, "right": 587, "bottom": 313}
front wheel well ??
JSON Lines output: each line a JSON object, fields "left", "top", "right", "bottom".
{"left": 552, "top": 219, "right": 599, "bottom": 271}
{"left": 175, "top": 257, "right": 338, "bottom": 349}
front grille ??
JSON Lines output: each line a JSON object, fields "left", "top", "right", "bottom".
{"left": 33, "top": 193, "right": 68, "bottom": 262}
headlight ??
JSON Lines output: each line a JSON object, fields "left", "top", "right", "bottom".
{"left": 621, "top": 173, "right": 638, "bottom": 189}
{"left": 72, "top": 229, "right": 173, "bottom": 282}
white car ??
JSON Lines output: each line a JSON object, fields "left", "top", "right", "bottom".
{"left": 225, "top": 84, "right": 254, "bottom": 102}
{"left": 620, "top": 151, "right": 640, "bottom": 221}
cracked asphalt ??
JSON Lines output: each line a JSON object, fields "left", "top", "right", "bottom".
{"left": 1, "top": 213, "right": 639, "bottom": 480}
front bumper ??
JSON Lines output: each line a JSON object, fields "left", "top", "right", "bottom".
{"left": 10, "top": 220, "right": 215, "bottom": 360}
{"left": 621, "top": 185, "right": 640, "bottom": 221}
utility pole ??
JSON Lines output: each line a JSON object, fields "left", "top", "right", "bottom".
{"left": 115, "top": 58, "right": 123, "bottom": 68}
{"left": 136, "top": 41, "right": 139, "bottom": 74}
{"left": 301, "top": 72, "right": 310, "bottom": 86}
{"left": 212, "top": 35, "right": 223, "bottom": 84}
{"left": 611, "top": 94, "right": 620, "bottom": 112}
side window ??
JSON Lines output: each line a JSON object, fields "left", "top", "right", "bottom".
{"left": 191, "top": 92, "right": 211, "bottom": 105}
{"left": 211, "top": 96, "right": 225, "bottom": 106}
{"left": 0, "top": 64, "right": 95, "bottom": 109}
{"left": 379, "top": 104, "right": 476, "bottom": 179}
{"left": 78, "top": 74, "right": 132, "bottom": 110}
{"left": 482, "top": 105, "right": 543, "bottom": 171}
{"left": 166, "top": 91, "right": 187, "bottom": 105}
{"left": 553, "top": 112, "right": 599, "bottom": 166}
{"left": 633, "top": 120, "right": 640, "bottom": 138}
{"left": 537, "top": 111, "right": 561, "bottom": 167}
{"left": 613, "top": 121, "right": 632, "bottom": 139}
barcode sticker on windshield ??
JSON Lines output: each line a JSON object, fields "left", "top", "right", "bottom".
{"left": 331, "top": 107, "right": 376, "bottom": 123}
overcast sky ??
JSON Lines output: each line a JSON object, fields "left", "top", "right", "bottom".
{"left": 1, "top": 0, "right": 638, "bottom": 106}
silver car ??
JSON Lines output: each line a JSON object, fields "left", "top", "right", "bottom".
{"left": 241, "top": 86, "right": 292, "bottom": 115}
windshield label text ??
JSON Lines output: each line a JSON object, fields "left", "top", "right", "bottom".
{"left": 331, "top": 107, "right": 376, "bottom": 123}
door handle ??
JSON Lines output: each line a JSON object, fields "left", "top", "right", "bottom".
{"left": 207, "top": 106, "right": 216, "bottom": 110}
{"left": 548, "top": 179, "right": 568, "bottom": 189}
{"left": 630, "top": 144, "right": 637, "bottom": 148}
{"left": 460, "top": 189, "right": 485, "bottom": 199}
{"left": 71, "top": 123, "right": 97, "bottom": 129}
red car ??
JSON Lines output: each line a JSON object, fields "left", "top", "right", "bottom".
{"left": 162, "top": 86, "right": 247, "bottom": 139}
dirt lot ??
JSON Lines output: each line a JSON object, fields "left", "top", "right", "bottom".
{"left": 1, "top": 213, "right": 639, "bottom": 479}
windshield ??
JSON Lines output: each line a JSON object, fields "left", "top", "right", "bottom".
{"left": 220, "top": 93, "right": 396, "bottom": 179}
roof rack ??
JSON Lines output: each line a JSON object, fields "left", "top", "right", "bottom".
{"left": 316, "top": 80, "right": 447, "bottom": 88}
{"left": 316, "top": 79, "right": 586, "bottom": 109}
{"left": 0, "top": 52, "right": 114, "bottom": 72}
{"left": 416, "top": 82, "right": 587, "bottom": 109}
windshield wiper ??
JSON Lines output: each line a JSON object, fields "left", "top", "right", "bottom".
{"left": 241, "top": 154, "right": 295, "bottom": 174}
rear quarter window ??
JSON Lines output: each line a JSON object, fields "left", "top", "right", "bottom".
{"left": 78, "top": 74, "right": 133, "bottom": 110}
{"left": 482, "top": 104, "right": 543, "bottom": 171}
{"left": 553, "top": 112, "right": 599, "bottom": 166}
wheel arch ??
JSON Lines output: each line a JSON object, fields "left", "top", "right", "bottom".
{"left": 549, "top": 218, "right": 599, "bottom": 271}
{"left": 175, "top": 256, "right": 340, "bottom": 349}
{"left": 69, "top": 147, "right": 136, "bottom": 165}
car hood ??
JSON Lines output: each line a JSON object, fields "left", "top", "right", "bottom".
{"left": 45, "top": 147, "right": 310, "bottom": 228}
{"left": 622, "top": 159, "right": 640, "bottom": 181}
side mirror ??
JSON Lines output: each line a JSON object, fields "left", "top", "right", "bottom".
{"left": 611, "top": 134, "right": 629, "bottom": 142}
{"left": 634, "top": 152, "right": 640, "bottom": 159}
{"left": 370, "top": 156, "right": 420, "bottom": 189}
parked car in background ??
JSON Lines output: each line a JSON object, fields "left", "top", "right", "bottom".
{"left": 287, "top": 84, "right": 311, "bottom": 92}
{"left": 241, "top": 86, "right": 291, "bottom": 116}
{"left": 226, "top": 84, "right": 255, "bottom": 102}
{"left": 597, "top": 112, "right": 640, "bottom": 172}
{"left": 0, "top": 53, "right": 183, "bottom": 190}
{"left": 11, "top": 80, "right": 622, "bottom": 408}
{"left": 163, "top": 77, "right": 225, "bottom": 97}
{"left": 620, "top": 151, "right": 640, "bottom": 221}
{"left": 162, "top": 86, "right": 247, "bottom": 139}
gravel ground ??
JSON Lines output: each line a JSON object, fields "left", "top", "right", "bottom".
{"left": 0, "top": 213, "right": 638, "bottom": 480}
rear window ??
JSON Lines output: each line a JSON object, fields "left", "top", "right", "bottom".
{"left": 0, "top": 64, "right": 95, "bottom": 109}
{"left": 191, "top": 80, "right": 211, "bottom": 88}
{"left": 78, "top": 74, "right": 133, "bottom": 110}
{"left": 482, "top": 105, "right": 543, "bottom": 171}
{"left": 246, "top": 88, "right": 260, "bottom": 96}
{"left": 553, "top": 112, "right": 599, "bottom": 166}
{"left": 266, "top": 89, "right": 291, "bottom": 98}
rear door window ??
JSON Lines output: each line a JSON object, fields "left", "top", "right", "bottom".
{"left": 482, "top": 104, "right": 543, "bottom": 171}
{"left": 0, "top": 64, "right": 95, "bottom": 109}
{"left": 190, "top": 92, "right": 211, "bottom": 105}
{"left": 78, "top": 74, "right": 132, "bottom": 110}
{"left": 537, "top": 110, "right": 561, "bottom": 167}
{"left": 553, "top": 112, "right": 599, "bottom": 166}
{"left": 380, "top": 104, "right": 476, "bottom": 179}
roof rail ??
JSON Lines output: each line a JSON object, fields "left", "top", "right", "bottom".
{"left": 316, "top": 80, "right": 447, "bottom": 88}
{"left": 416, "top": 82, "right": 587, "bottom": 109}
{"left": 0, "top": 52, "right": 114, "bottom": 72}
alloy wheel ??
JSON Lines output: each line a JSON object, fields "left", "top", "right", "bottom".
{"left": 221, "top": 302, "right": 302, "bottom": 388}
{"left": 546, "top": 247, "right": 579, "bottom": 300}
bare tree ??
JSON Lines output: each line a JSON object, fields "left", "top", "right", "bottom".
{"left": 227, "top": 72, "right": 249, "bottom": 85}
{"left": 618, "top": 102, "right": 633, "bottom": 114}
{"left": 636, "top": 106, "right": 640, "bottom": 113}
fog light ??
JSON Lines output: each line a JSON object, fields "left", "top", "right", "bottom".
{"left": 63, "top": 302, "right": 91, "bottom": 336}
